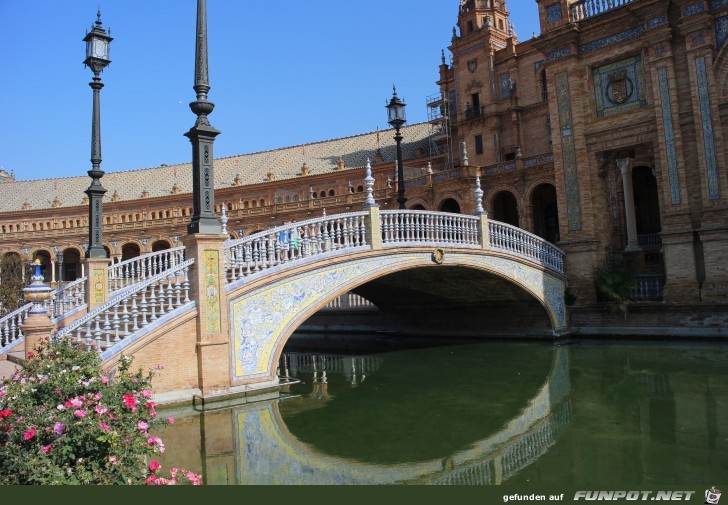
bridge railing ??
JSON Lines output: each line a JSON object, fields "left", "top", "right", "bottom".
{"left": 225, "top": 212, "right": 369, "bottom": 283}
{"left": 1, "top": 277, "right": 88, "bottom": 352}
{"left": 47, "top": 276, "right": 87, "bottom": 320}
{"left": 0, "top": 304, "right": 31, "bottom": 352}
{"left": 224, "top": 209, "right": 565, "bottom": 285}
{"left": 108, "top": 247, "right": 186, "bottom": 295}
{"left": 489, "top": 221, "right": 565, "bottom": 274}
{"left": 55, "top": 259, "right": 193, "bottom": 354}
{"left": 381, "top": 210, "right": 480, "bottom": 247}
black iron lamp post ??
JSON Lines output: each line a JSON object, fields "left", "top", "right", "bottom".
{"left": 83, "top": 11, "right": 112, "bottom": 258}
{"left": 186, "top": 0, "right": 222, "bottom": 234}
{"left": 386, "top": 86, "right": 407, "bottom": 209}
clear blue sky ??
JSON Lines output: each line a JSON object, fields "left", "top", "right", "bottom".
{"left": 0, "top": 1, "right": 540, "bottom": 182}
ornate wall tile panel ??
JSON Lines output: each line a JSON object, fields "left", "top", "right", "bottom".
{"left": 592, "top": 55, "right": 647, "bottom": 117}
{"left": 695, "top": 56, "right": 721, "bottom": 200}
{"left": 546, "top": 3, "right": 563, "bottom": 24}
{"left": 657, "top": 67, "right": 682, "bottom": 205}
{"left": 579, "top": 26, "right": 645, "bottom": 54}
{"left": 555, "top": 72, "right": 582, "bottom": 231}
{"left": 204, "top": 250, "right": 221, "bottom": 333}
{"left": 716, "top": 15, "right": 728, "bottom": 49}
{"left": 683, "top": 2, "right": 706, "bottom": 16}
{"left": 647, "top": 16, "right": 667, "bottom": 29}
{"left": 547, "top": 47, "right": 570, "bottom": 62}
{"left": 500, "top": 73, "right": 511, "bottom": 99}
{"left": 711, "top": 0, "right": 728, "bottom": 9}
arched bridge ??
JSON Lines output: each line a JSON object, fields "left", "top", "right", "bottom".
{"left": 1, "top": 208, "right": 568, "bottom": 399}
{"left": 224, "top": 208, "right": 567, "bottom": 383}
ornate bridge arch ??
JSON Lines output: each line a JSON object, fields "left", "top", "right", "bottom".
{"left": 228, "top": 217, "right": 568, "bottom": 383}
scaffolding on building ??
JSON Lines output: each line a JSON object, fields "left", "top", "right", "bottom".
{"left": 426, "top": 92, "right": 454, "bottom": 171}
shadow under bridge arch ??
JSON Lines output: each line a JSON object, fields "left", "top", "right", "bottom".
{"left": 228, "top": 249, "right": 567, "bottom": 384}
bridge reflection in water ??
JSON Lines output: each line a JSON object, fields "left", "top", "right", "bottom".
{"left": 159, "top": 343, "right": 571, "bottom": 485}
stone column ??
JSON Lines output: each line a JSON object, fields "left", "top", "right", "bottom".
{"left": 50, "top": 260, "right": 56, "bottom": 284}
{"left": 83, "top": 257, "right": 111, "bottom": 312}
{"left": 617, "top": 158, "right": 642, "bottom": 253}
{"left": 182, "top": 233, "right": 231, "bottom": 396}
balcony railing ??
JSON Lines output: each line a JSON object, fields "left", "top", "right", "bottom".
{"left": 570, "top": 0, "right": 637, "bottom": 22}
{"left": 627, "top": 274, "right": 664, "bottom": 301}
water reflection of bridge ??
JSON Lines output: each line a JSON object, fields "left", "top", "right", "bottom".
{"left": 211, "top": 346, "right": 572, "bottom": 485}
{"left": 278, "top": 352, "right": 384, "bottom": 385}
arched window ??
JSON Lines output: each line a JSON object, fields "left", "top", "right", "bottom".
{"left": 328, "top": 190, "right": 335, "bottom": 197}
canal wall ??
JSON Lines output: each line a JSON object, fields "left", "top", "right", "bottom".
{"left": 571, "top": 303, "right": 728, "bottom": 338}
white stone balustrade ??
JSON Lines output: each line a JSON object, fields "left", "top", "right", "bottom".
{"left": 225, "top": 212, "right": 369, "bottom": 282}
{"left": 224, "top": 210, "right": 565, "bottom": 285}
{"left": 489, "top": 221, "right": 565, "bottom": 273}
{"left": 570, "top": 0, "right": 635, "bottom": 22}
{"left": 54, "top": 259, "right": 193, "bottom": 353}
{"left": 108, "top": 247, "right": 186, "bottom": 295}
{"left": 0, "top": 304, "right": 31, "bottom": 351}
{"left": 47, "top": 277, "right": 87, "bottom": 320}
{"left": 0, "top": 276, "right": 88, "bottom": 351}
{"left": 381, "top": 210, "right": 480, "bottom": 247}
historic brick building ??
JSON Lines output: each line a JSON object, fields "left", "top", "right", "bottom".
{"left": 1, "top": 0, "right": 727, "bottom": 330}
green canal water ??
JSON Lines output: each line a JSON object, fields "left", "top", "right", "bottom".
{"left": 157, "top": 338, "right": 728, "bottom": 486}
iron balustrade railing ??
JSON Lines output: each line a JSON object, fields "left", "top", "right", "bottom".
{"left": 108, "top": 247, "right": 186, "bottom": 295}
{"left": 225, "top": 212, "right": 369, "bottom": 283}
{"left": 381, "top": 210, "right": 480, "bottom": 247}
{"left": 489, "top": 221, "right": 565, "bottom": 273}
{"left": 570, "top": 0, "right": 636, "bottom": 22}
{"left": 638, "top": 233, "right": 662, "bottom": 248}
{"left": 627, "top": 274, "right": 664, "bottom": 301}
{"left": 54, "top": 259, "right": 193, "bottom": 353}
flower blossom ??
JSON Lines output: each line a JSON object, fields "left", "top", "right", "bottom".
{"left": 23, "top": 428, "right": 36, "bottom": 441}
{"left": 122, "top": 393, "right": 138, "bottom": 411}
{"left": 73, "top": 409, "right": 87, "bottom": 418}
{"left": 137, "top": 421, "right": 149, "bottom": 432}
{"left": 53, "top": 422, "right": 64, "bottom": 436}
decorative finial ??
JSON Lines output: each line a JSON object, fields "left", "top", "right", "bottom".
{"left": 322, "top": 208, "right": 327, "bottom": 217}
{"left": 96, "top": 9, "right": 102, "bottom": 26}
{"left": 475, "top": 176, "right": 485, "bottom": 215}
{"left": 441, "top": 49, "right": 446, "bottom": 65}
{"left": 461, "top": 142, "right": 469, "bottom": 166}
{"left": 363, "top": 159, "right": 377, "bottom": 208}
{"left": 220, "top": 203, "right": 228, "bottom": 234}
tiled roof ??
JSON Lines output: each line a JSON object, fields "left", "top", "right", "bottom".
{"left": 0, "top": 122, "right": 432, "bottom": 213}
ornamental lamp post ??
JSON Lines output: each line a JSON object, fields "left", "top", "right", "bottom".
{"left": 50, "top": 245, "right": 64, "bottom": 318}
{"left": 83, "top": 11, "right": 112, "bottom": 259}
{"left": 386, "top": 86, "right": 407, "bottom": 209}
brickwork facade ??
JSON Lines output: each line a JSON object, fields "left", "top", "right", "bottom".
{"left": 1, "top": 0, "right": 726, "bottom": 334}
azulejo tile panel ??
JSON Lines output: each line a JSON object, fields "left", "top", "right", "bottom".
{"left": 230, "top": 253, "right": 567, "bottom": 381}
{"left": 555, "top": 72, "right": 582, "bottom": 232}
{"left": 592, "top": 55, "right": 647, "bottom": 118}
{"left": 711, "top": 0, "right": 728, "bottom": 9}
{"left": 695, "top": 56, "right": 721, "bottom": 200}
{"left": 546, "top": 3, "right": 563, "bottom": 24}
{"left": 547, "top": 47, "right": 570, "bottom": 62}
{"left": 716, "top": 15, "right": 728, "bottom": 49}
{"left": 657, "top": 67, "right": 682, "bottom": 205}
{"left": 204, "top": 250, "right": 221, "bottom": 334}
{"left": 579, "top": 25, "right": 645, "bottom": 54}
{"left": 683, "top": 2, "right": 705, "bottom": 16}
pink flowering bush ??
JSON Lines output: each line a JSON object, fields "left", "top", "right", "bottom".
{"left": 0, "top": 338, "right": 200, "bottom": 485}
